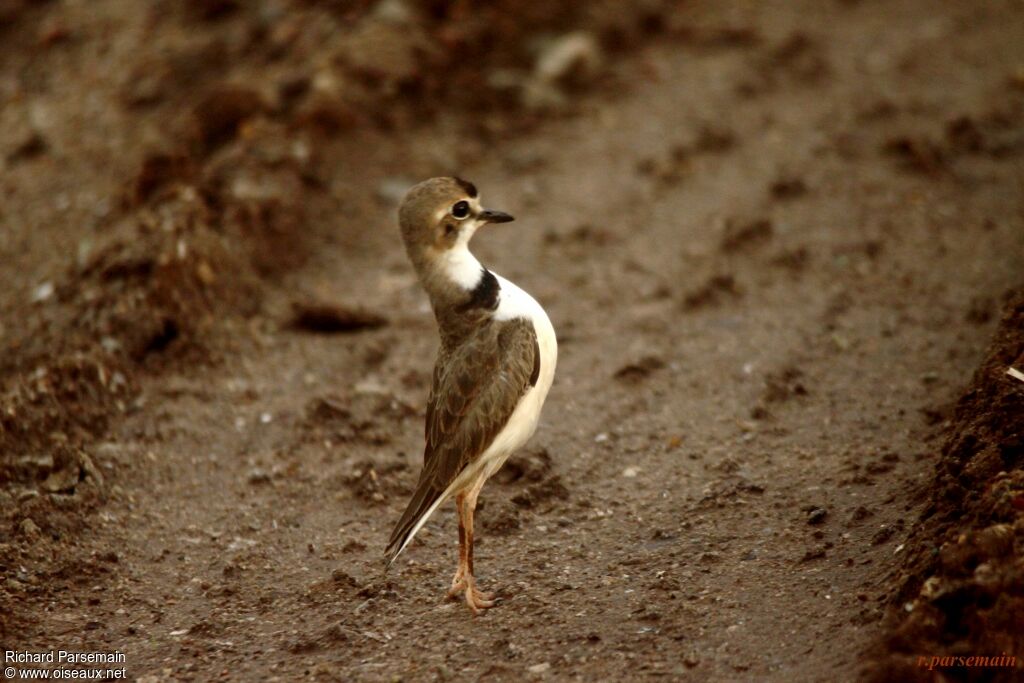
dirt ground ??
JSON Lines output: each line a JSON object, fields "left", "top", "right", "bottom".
{"left": 865, "top": 293, "right": 1024, "bottom": 683}
{"left": 2, "top": 1, "right": 1023, "bottom": 681}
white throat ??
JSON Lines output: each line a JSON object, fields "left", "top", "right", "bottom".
{"left": 437, "top": 240, "right": 485, "bottom": 290}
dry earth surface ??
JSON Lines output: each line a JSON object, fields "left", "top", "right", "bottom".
{"left": 1, "top": 1, "right": 1023, "bottom": 681}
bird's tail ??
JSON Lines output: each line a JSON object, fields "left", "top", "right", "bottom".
{"left": 384, "top": 479, "right": 447, "bottom": 567}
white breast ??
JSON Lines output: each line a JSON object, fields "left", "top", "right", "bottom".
{"left": 473, "top": 274, "right": 557, "bottom": 480}
{"left": 493, "top": 273, "right": 557, "bottom": 398}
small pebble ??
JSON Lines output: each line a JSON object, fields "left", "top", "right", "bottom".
{"left": 807, "top": 508, "right": 828, "bottom": 525}
{"left": 31, "top": 281, "right": 54, "bottom": 303}
{"left": 247, "top": 468, "right": 271, "bottom": 485}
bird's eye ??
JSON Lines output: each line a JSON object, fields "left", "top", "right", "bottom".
{"left": 450, "top": 201, "right": 470, "bottom": 219}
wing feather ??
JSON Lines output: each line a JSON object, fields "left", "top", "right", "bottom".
{"left": 385, "top": 318, "right": 539, "bottom": 564}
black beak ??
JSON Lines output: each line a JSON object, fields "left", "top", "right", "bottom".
{"left": 478, "top": 209, "right": 515, "bottom": 224}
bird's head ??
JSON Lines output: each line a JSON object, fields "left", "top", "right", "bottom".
{"left": 397, "top": 177, "right": 514, "bottom": 272}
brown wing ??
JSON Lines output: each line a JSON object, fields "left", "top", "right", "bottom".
{"left": 423, "top": 317, "right": 539, "bottom": 485}
{"left": 385, "top": 318, "right": 539, "bottom": 562}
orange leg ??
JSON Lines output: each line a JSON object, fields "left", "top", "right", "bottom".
{"left": 446, "top": 478, "right": 496, "bottom": 613}
{"left": 447, "top": 493, "right": 469, "bottom": 597}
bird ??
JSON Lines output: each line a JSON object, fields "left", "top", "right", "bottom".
{"left": 384, "top": 176, "right": 557, "bottom": 613}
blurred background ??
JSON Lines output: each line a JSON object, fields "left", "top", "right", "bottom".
{"left": 1, "top": 1, "right": 1022, "bottom": 681}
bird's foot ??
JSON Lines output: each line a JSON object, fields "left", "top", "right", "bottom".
{"left": 447, "top": 567, "right": 466, "bottom": 600}
{"left": 464, "top": 577, "right": 496, "bottom": 614}
{"left": 447, "top": 572, "right": 496, "bottom": 614}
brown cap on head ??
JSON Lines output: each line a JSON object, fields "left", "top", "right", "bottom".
{"left": 398, "top": 177, "right": 474, "bottom": 246}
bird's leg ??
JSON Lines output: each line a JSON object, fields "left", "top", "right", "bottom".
{"left": 460, "top": 479, "right": 496, "bottom": 613}
{"left": 447, "top": 493, "right": 469, "bottom": 599}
